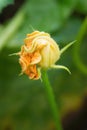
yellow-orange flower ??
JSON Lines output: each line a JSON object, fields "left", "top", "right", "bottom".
{"left": 17, "top": 31, "right": 75, "bottom": 80}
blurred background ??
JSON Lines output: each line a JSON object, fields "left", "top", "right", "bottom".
{"left": 0, "top": 0, "right": 87, "bottom": 130}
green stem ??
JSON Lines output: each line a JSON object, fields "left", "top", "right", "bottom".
{"left": 73, "top": 17, "right": 87, "bottom": 75}
{"left": 0, "top": 6, "right": 25, "bottom": 51}
{"left": 41, "top": 69, "right": 63, "bottom": 130}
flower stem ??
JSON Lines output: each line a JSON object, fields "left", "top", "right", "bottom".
{"left": 41, "top": 69, "right": 63, "bottom": 130}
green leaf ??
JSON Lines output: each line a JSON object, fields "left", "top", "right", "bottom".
{"left": 56, "top": 0, "right": 77, "bottom": 20}
{"left": 0, "top": 0, "right": 14, "bottom": 13}
{"left": 76, "top": 0, "right": 87, "bottom": 14}
{"left": 7, "top": 0, "right": 77, "bottom": 48}
{"left": 25, "top": 0, "right": 77, "bottom": 31}
{"left": 53, "top": 17, "right": 82, "bottom": 43}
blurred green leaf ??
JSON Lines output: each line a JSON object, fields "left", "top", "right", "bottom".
{"left": 0, "top": 0, "right": 14, "bottom": 13}
{"left": 53, "top": 17, "right": 82, "bottom": 43}
{"left": 56, "top": 0, "right": 77, "bottom": 20}
{"left": 76, "top": 0, "right": 87, "bottom": 14}
{"left": 7, "top": 0, "right": 77, "bottom": 48}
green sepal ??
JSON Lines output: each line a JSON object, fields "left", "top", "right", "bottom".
{"left": 51, "top": 65, "right": 71, "bottom": 74}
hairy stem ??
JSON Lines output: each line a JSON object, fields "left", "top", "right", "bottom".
{"left": 41, "top": 69, "right": 63, "bottom": 130}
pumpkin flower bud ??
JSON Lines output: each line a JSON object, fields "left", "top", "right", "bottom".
{"left": 14, "top": 31, "right": 75, "bottom": 80}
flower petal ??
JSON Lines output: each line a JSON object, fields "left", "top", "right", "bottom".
{"left": 30, "top": 51, "right": 41, "bottom": 65}
{"left": 33, "top": 67, "right": 41, "bottom": 80}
